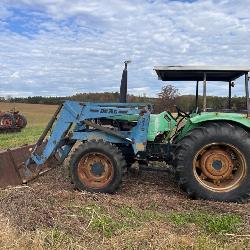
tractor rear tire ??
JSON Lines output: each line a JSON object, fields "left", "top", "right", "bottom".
{"left": 14, "top": 114, "right": 27, "bottom": 128}
{"left": 175, "top": 122, "right": 250, "bottom": 202}
{"left": 70, "top": 140, "right": 126, "bottom": 193}
{"left": 0, "top": 113, "right": 14, "bottom": 127}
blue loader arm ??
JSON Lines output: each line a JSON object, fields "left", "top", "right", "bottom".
{"left": 23, "top": 101, "right": 151, "bottom": 180}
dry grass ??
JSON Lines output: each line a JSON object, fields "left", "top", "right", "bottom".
{"left": 0, "top": 167, "right": 249, "bottom": 250}
{"left": 0, "top": 102, "right": 249, "bottom": 249}
{"left": 0, "top": 102, "right": 57, "bottom": 126}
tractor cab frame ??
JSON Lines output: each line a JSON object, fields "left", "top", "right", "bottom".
{"left": 154, "top": 66, "right": 250, "bottom": 116}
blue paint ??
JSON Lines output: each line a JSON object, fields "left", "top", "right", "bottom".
{"left": 212, "top": 160, "right": 222, "bottom": 171}
{"left": 91, "top": 163, "right": 104, "bottom": 176}
{"left": 24, "top": 101, "right": 151, "bottom": 178}
{"left": 131, "top": 111, "right": 150, "bottom": 154}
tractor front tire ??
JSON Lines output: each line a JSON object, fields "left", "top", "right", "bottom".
{"left": 70, "top": 140, "right": 126, "bottom": 193}
{"left": 175, "top": 122, "right": 250, "bottom": 202}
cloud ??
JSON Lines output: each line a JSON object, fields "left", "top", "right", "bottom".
{"left": 0, "top": 0, "right": 249, "bottom": 97}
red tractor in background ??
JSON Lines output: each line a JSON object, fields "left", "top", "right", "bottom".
{"left": 0, "top": 108, "right": 27, "bottom": 132}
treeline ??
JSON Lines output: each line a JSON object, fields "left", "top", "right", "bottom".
{"left": 3, "top": 92, "right": 247, "bottom": 113}
{"left": 175, "top": 95, "right": 246, "bottom": 112}
{"left": 5, "top": 92, "right": 155, "bottom": 105}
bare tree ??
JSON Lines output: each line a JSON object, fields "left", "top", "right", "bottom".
{"left": 156, "top": 85, "right": 179, "bottom": 112}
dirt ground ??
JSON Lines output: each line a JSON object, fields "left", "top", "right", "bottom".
{"left": 0, "top": 162, "right": 249, "bottom": 250}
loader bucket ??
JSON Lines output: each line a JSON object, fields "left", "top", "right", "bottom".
{"left": 0, "top": 143, "right": 46, "bottom": 188}
{"left": 0, "top": 144, "right": 30, "bottom": 187}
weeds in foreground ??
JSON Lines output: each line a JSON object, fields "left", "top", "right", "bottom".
{"left": 67, "top": 204, "right": 244, "bottom": 239}
{"left": 168, "top": 211, "right": 243, "bottom": 234}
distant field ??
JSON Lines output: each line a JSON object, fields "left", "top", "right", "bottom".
{"left": 0, "top": 102, "right": 57, "bottom": 148}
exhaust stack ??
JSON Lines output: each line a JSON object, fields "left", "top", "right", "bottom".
{"left": 119, "top": 60, "right": 131, "bottom": 103}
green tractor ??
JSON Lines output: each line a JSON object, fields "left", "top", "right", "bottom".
{"left": 153, "top": 66, "right": 250, "bottom": 202}
{"left": 0, "top": 65, "right": 249, "bottom": 203}
{"left": 117, "top": 65, "right": 250, "bottom": 202}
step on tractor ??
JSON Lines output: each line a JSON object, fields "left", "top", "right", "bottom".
{"left": 0, "top": 64, "right": 250, "bottom": 202}
{"left": 0, "top": 108, "right": 27, "bottom": 132}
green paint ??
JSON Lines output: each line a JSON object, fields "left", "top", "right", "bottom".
{"left": 110, "top": 111, "right": 250, "bottom": 143}
{"left": 175, "top": 119, "right": 199, "bottom": 142}
{"left": 176, "top": 112, "right": 250, "bottom": 142}
{"left": 110, "top": 112, "right": 177, "bottom": 142}
{"left": 147, "top": 111, "right": 177, "bottom": 141}
{"left": 190, "top": 112, "right": 250, "bottom": 127}
{"left": 111, "top": 114, "right": 139, "bottom": 121}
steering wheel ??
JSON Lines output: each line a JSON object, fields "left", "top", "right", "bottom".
{"left": 175, "top": 105, "right": 190, "bottom": 118}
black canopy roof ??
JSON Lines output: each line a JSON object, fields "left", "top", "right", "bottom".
{"left": 154, "top": 66, "right": 250, "bottom": 82}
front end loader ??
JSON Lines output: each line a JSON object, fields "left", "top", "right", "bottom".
{"left": 0, "top": 65, "right": 249, "bottom": 203}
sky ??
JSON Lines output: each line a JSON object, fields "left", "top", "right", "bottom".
{"left": 0, "top": 0, "right": 250, "bottom": 98}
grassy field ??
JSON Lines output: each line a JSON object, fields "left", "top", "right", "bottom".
{"left": 0, "top": 102, "right": 57, "bottom": 148}
{"left": 0, "top": 102, "right": 249, "bottom": 250}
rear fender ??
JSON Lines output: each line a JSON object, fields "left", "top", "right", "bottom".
{"left": 190, "top": 112, "right": 250, "bottom": 129}
{"left": 176, "top": 112, "right": 250, "bottom": 142}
